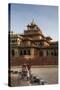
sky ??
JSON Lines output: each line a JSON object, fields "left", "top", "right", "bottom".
{"left": 10, "top": 3, "right": 58, "bottom": 41}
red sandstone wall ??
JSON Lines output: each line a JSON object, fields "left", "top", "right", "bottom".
{"left": 10, "top": 56, "right": 58, "bottom": 66}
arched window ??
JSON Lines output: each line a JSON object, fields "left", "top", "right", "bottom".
{"left": 24, "top": 50, "right": 26, "bottom": 55}
{"left": 54, "top": 50, "right": 57, "bottom": 56}
{"left": 51, "top": 52, "right": 53, "bottom": 56}
{"left": 47, "top": 51, "right": 48, "bottom": 56}
{"left": 12, "top": 49, "right": 15, "bottom": 56}
{"left": 54, "top": 52, "right": 57, "bottom": 56}
{"left": 19, "top": 50, "right": 22, "bottom": 55}
{"left": 39, "top": 51, "right": 43, "bottom": 56}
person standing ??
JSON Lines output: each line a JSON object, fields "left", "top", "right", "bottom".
{"left": 27, "top": 64, "right": 31, "bottom": 80}
{"left": 21, "top": 64, "right": 27, "bottom": 79}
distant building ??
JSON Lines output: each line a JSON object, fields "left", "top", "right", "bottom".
{"left": 9, "top": 20, "right": 58, "bottom": 65}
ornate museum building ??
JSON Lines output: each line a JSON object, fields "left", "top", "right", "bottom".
{"left": 9, "top": 20, "right": 58, "bottom": 65}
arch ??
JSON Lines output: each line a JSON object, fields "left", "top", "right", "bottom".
{"left": 39, "top": 51, "right": 43, "bottom": 56}
{"left": 19, "top": 50, "right": 23, "bottom": 55}
{"left": 47, "top": 51, "right": 48, "bottom": 56}
{"left": 24, "top": 50, "right": 26, "bottom": 55}
{"left": 12, "top": 49, "right": 15, "bottom": 56}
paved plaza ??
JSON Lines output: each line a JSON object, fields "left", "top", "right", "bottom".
{"left": 10, "top": 65, "right": 58, "bottom": 86}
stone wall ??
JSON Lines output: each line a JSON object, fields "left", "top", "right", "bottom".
{"left": 10, "top": 56, "right": 58, "bottom": 66}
